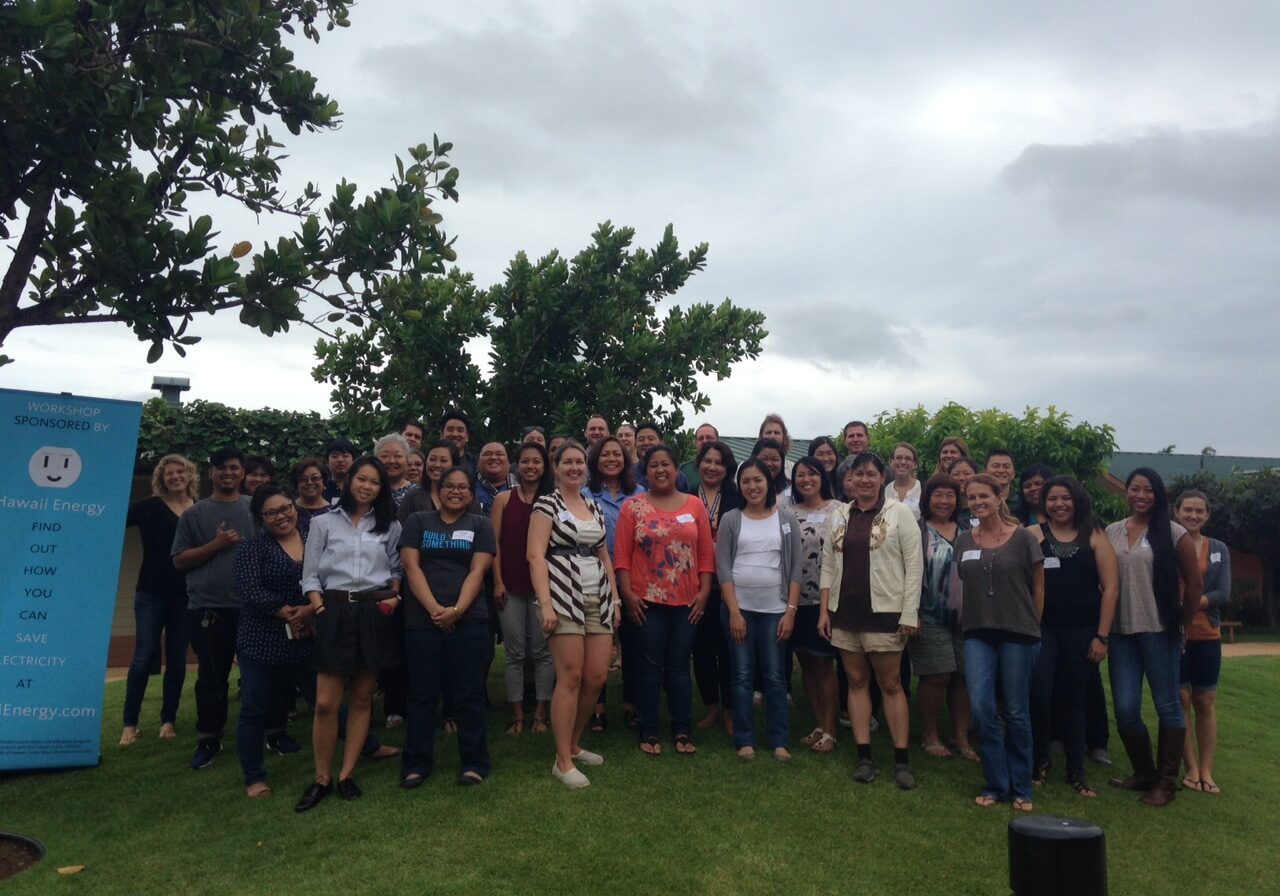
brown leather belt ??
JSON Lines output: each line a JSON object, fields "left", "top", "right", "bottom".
{"left": 323, "top": 588, "right": 396, "bottom": 603}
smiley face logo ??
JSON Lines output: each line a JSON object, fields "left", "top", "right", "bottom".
{"left": 29, "top": 447, "right": 83, "bottom": 489}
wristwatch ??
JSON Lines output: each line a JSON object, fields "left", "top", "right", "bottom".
{"left": 1092, "top": 634, "right": 1108, "bottom": 645}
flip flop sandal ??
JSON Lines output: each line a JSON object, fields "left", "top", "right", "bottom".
{"left": 1200, "top": 781, "right": 1222, "bottom": 794}
{"left": 810, "top": 733, "right": 837, "bottom": 753}
{"left": 800, "top": 727, "right": 825, "bottom": 747}
{"left": 674, "top": 734, "right": 697, "bottom": 755}
{"left": 1181, "top": 776, "right": 1203, "bottom": 792}
{"left": 958, "top": 747, "right": 981, "bottom": 763}
{"left": 531, "top": 717, "right": 549, "bottom": 734}
{"left": 922, "top": 740, "right": 953, "bottom": 758}
{"left": 640, "top": 736, "right": 662, "bottom": 756}
{"left": 506, "top": 719, "right": 525, "bottom": 736}
{"left": 973, "top": 793, "right": 998, "bottom": 808}
{"left": 1012, "top": 798, "right": 1035, "bottom": 813}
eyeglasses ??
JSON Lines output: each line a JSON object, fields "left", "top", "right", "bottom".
{"left": 441, "top": 483, "right": 470, "bottom": 493}
{"left": 298, "top": 475, "right": 324, "bottom": 484}
{"left": 262, "top": 506, "right": 296, "bottom": 521}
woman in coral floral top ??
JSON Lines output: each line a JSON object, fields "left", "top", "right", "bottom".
{"left": 614, "top": 444, "right": 716, "bottom": 756}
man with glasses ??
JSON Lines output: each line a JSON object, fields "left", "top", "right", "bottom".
{"left": 172, "top": 446, "right": 255, "bottom": 770}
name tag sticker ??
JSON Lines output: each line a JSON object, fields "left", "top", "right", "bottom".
{"left": 782, "top": 523, "right": 792, "bottom": 535}
{"left": 1210, "top": 552, "right": 1222, "bottom": 563}
{"left": 970, "top": 518, "right": 980, "bottom": 527}
{"left": 809, "top": 514, "right": 826, "bottom": 524}
{"left": 962, "top": 550, "right": 982, "bottom": 562}
{"left": 559, "top": 510, "right": 575, "bottom": 522}
{"left": 676, "top": 513, "right": 695, "bottom": 524}
{"left": 1043, "top": 556, "right": 1062, "bottom": 569}
{"left": 452, "top": 530, "right": 474, "bottom": 543}
{"left": 1140, "top": 537, "right": 1150, "bottom": 549}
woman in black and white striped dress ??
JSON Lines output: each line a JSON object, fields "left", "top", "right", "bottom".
{"left": 528, "top": 439, "right": 620, "bottom": 788}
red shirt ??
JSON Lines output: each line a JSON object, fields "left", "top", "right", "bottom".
{"left": 613, "top": 494, "right": 716, "bottom": 607}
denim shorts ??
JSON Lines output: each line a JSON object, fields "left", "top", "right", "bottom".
{"left": 791, "top": 605, "right": 837, "bottom": 658}
{"left": 1180, "top": 639, "right": 1222, "bottom": 693}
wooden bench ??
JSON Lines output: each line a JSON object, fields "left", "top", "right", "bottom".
{"left": 1220, "top": 620, "right": 1242, "bottom": 643}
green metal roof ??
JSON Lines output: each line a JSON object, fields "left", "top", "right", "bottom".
{"left": 1104, "top": 451, "right": 1280, "bottom": 483}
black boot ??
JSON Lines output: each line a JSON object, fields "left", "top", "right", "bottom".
{"left": 1108, "top": 725, "right": 1156, "bottom": 791}
{"left": 1140, "top": 726, "right": 1185, "bottom": 807}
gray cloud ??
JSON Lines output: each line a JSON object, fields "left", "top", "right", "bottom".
{"left": 1001, "top": 118, "right": 1280, "bottom": 215}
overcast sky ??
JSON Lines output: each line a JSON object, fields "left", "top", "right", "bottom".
{"left": 5, "top": 1, "right": 1280, "bottom": 454}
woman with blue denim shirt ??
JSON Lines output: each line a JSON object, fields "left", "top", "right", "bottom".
{"left": 955, "top": 473, "right": 1044, "bottom": 812}
{"left": 1104, "top": 468, "right": 1202, "bottom": 807}
{"left": 715, "top": 459, "right": 802, "bottom": 761}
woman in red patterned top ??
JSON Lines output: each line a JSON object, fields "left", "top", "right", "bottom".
{"left": 615, "top": 444, "right": 716, "bottom": 755}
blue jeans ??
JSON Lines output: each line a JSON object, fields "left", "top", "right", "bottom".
{"left": 403, "top": 622, "right": 492, "bottom": 779}
{"left": 723, "top": 606, "right": 789, "bottom": 750}
{"left": 965, "top": 636, "right": 1040, "bottom": 802}
{"left": 1109, "top": 631, "right": 1184, "bottom": 732}
{"left": 123, "top": 591, "right": 193, "bottom": 727}
{"left": 235, "top": 656, "right": 311, "bottom": 787}
{"left": 638, "top": 603, "right": 697, "bottom": 739}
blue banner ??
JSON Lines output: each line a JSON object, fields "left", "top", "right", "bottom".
{"left": 0, "top": 388, "right": 141, "bottom": 771}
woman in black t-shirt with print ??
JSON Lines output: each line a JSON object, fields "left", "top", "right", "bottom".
{"left": 398, "top": 466, "right": 497, "bottom": 788}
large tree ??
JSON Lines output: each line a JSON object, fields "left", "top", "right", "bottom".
{"left": 312, "top": 222, "right": 768, "bottom": 443}
{"left": 0, "top": 0, "right": 458, "bottom": 364}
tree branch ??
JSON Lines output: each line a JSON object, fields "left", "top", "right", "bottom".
{"left": 0, "top": 183, "right": 55, "bottom": 321}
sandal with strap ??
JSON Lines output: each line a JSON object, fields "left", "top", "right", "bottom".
{"left": 531, "top": 716, "right": 549, "bottom": 734}
{"left": 973, "top": 793, "right": 998, "bottom": 808}
{"left": 674, "top": 734, "right": 697, "bottom": 755}
{"left": 1012, "top": 798, "right": 1035, "bottom": 813}
{"left": 1181, "top": 775, "right": 1203, "bottom": 792}
{"left": 800, "top": 727, "right": 825, "bottom": 747}
{"left": 640, "top": 736, "right": 662, "bottom": 756}
{"left": 506, "top": 718, "right": 525, "bottom": 736}
{"left": 1200, "top": 780, "right": 1222, "bottom": 794}
{"left": 810, "top": 733, "right": 837, "bottom": 753}
{"left": 1069, "top": 775, "right": 1097, "bottom": 798}
{"left": 922, "top": 740, "right": 952, "bottom": 758}
{"left": 957, "top": 746, "right": 981, "bottom": 763}
{"left": 1032, "top": 760, "right": 1051, "bottom": 786}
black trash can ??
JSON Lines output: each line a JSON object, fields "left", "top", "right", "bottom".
{"left": 1008, "top": 815, "right": 1106, "bottom": 896}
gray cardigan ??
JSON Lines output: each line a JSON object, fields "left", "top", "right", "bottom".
{"left": 715, "top": 506, "right": 804, "bottom": 606}
{"left": 1202, "top": 537, "right": 1232, "bottom": 628}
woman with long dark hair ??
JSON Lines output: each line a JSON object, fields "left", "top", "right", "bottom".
{"left": 1173, "top": 489, "right": 1231, "bottom": 795}
{"left": 752, "top": 437, "right": 791, "bottom": 506}
{"left": 296, "top": 457, "right": 403, "bottom": 811}
{"left": 789, "top": 457, "right": 841, "bottom": 753}
{"left": 693, "top": 440, "right": 739, "bottom": 734}
{"left": 1028, "top": 475, "right": 1118, "bottom": 797}
{"left": 491, "top": 442, "right": 556, "bottom": 735}
{"left": 716, "top": 459, "right": 802, "bottom": 760}
{"left": 1104, "top": 467, "right": 1202, "bottom": 807}
{"left": 615, "top": 445, "right": 715, "bottom": 755}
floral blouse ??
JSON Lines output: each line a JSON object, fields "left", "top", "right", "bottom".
{"left": 793, "top": 500, "right": 840, "bottom": 607}
{"left": 613, "top": 494, "right": 716, "bottom": 607}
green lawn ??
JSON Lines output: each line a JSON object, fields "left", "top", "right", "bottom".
{"left": 4, "top": 657, "right": 1278, "bottom": 895}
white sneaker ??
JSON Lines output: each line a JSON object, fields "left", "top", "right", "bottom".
{"left": 552, "top": 762, "right": 590, "bottom": 789}
{"left": 753, "top": 691, "right": 763, "bottom": 706}
{"left": 869, "top": 716, "right": 880, "bottom": 733}
{"left": 572, "top": 748, "right": 604, "bottom": 766}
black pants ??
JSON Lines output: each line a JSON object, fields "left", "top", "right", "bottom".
{"left": 1032, "top": 625, "right": 1095, "bottom": 777}
{"left": 188, "top": 607, "right": 239, "bottom": 740}
{"left": 693, "top": 586, "right": 732, "bottom": 709}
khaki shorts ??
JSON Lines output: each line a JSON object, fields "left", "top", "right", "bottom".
{"left": 830, "top": 626, "right": 905, "bottom": 655}
{"left": 537, "top": 593, "right": 613, "bottom": 636}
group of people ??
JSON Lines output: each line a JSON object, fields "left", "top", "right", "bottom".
{"left": 120, "top": 411, "right": 1231, "bottom": 812}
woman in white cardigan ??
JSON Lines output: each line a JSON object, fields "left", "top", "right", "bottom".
{"left": 819, "top": 452, "right": 923, "bottom": 789}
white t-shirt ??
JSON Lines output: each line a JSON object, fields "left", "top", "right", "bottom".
{"left": 732, "top": 512, "right": 784, "bottom": 613}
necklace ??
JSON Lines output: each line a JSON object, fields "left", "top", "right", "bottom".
{"left": 975, "top": 525, "right": 1004, "bottom": 596}
{"left": 699, "top": 486, "right": 722, "bottom": 533}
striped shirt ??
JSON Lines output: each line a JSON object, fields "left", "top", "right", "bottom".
{"left": 532, "top": 490, "right": 613, "bottom": 627}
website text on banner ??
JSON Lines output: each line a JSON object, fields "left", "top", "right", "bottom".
{"left": 0, "top": 388, "right": 142, "bottom": 771}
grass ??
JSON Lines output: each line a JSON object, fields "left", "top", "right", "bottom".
{"left": 3, "top": 656, "right": 1278, "bottom": 895}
